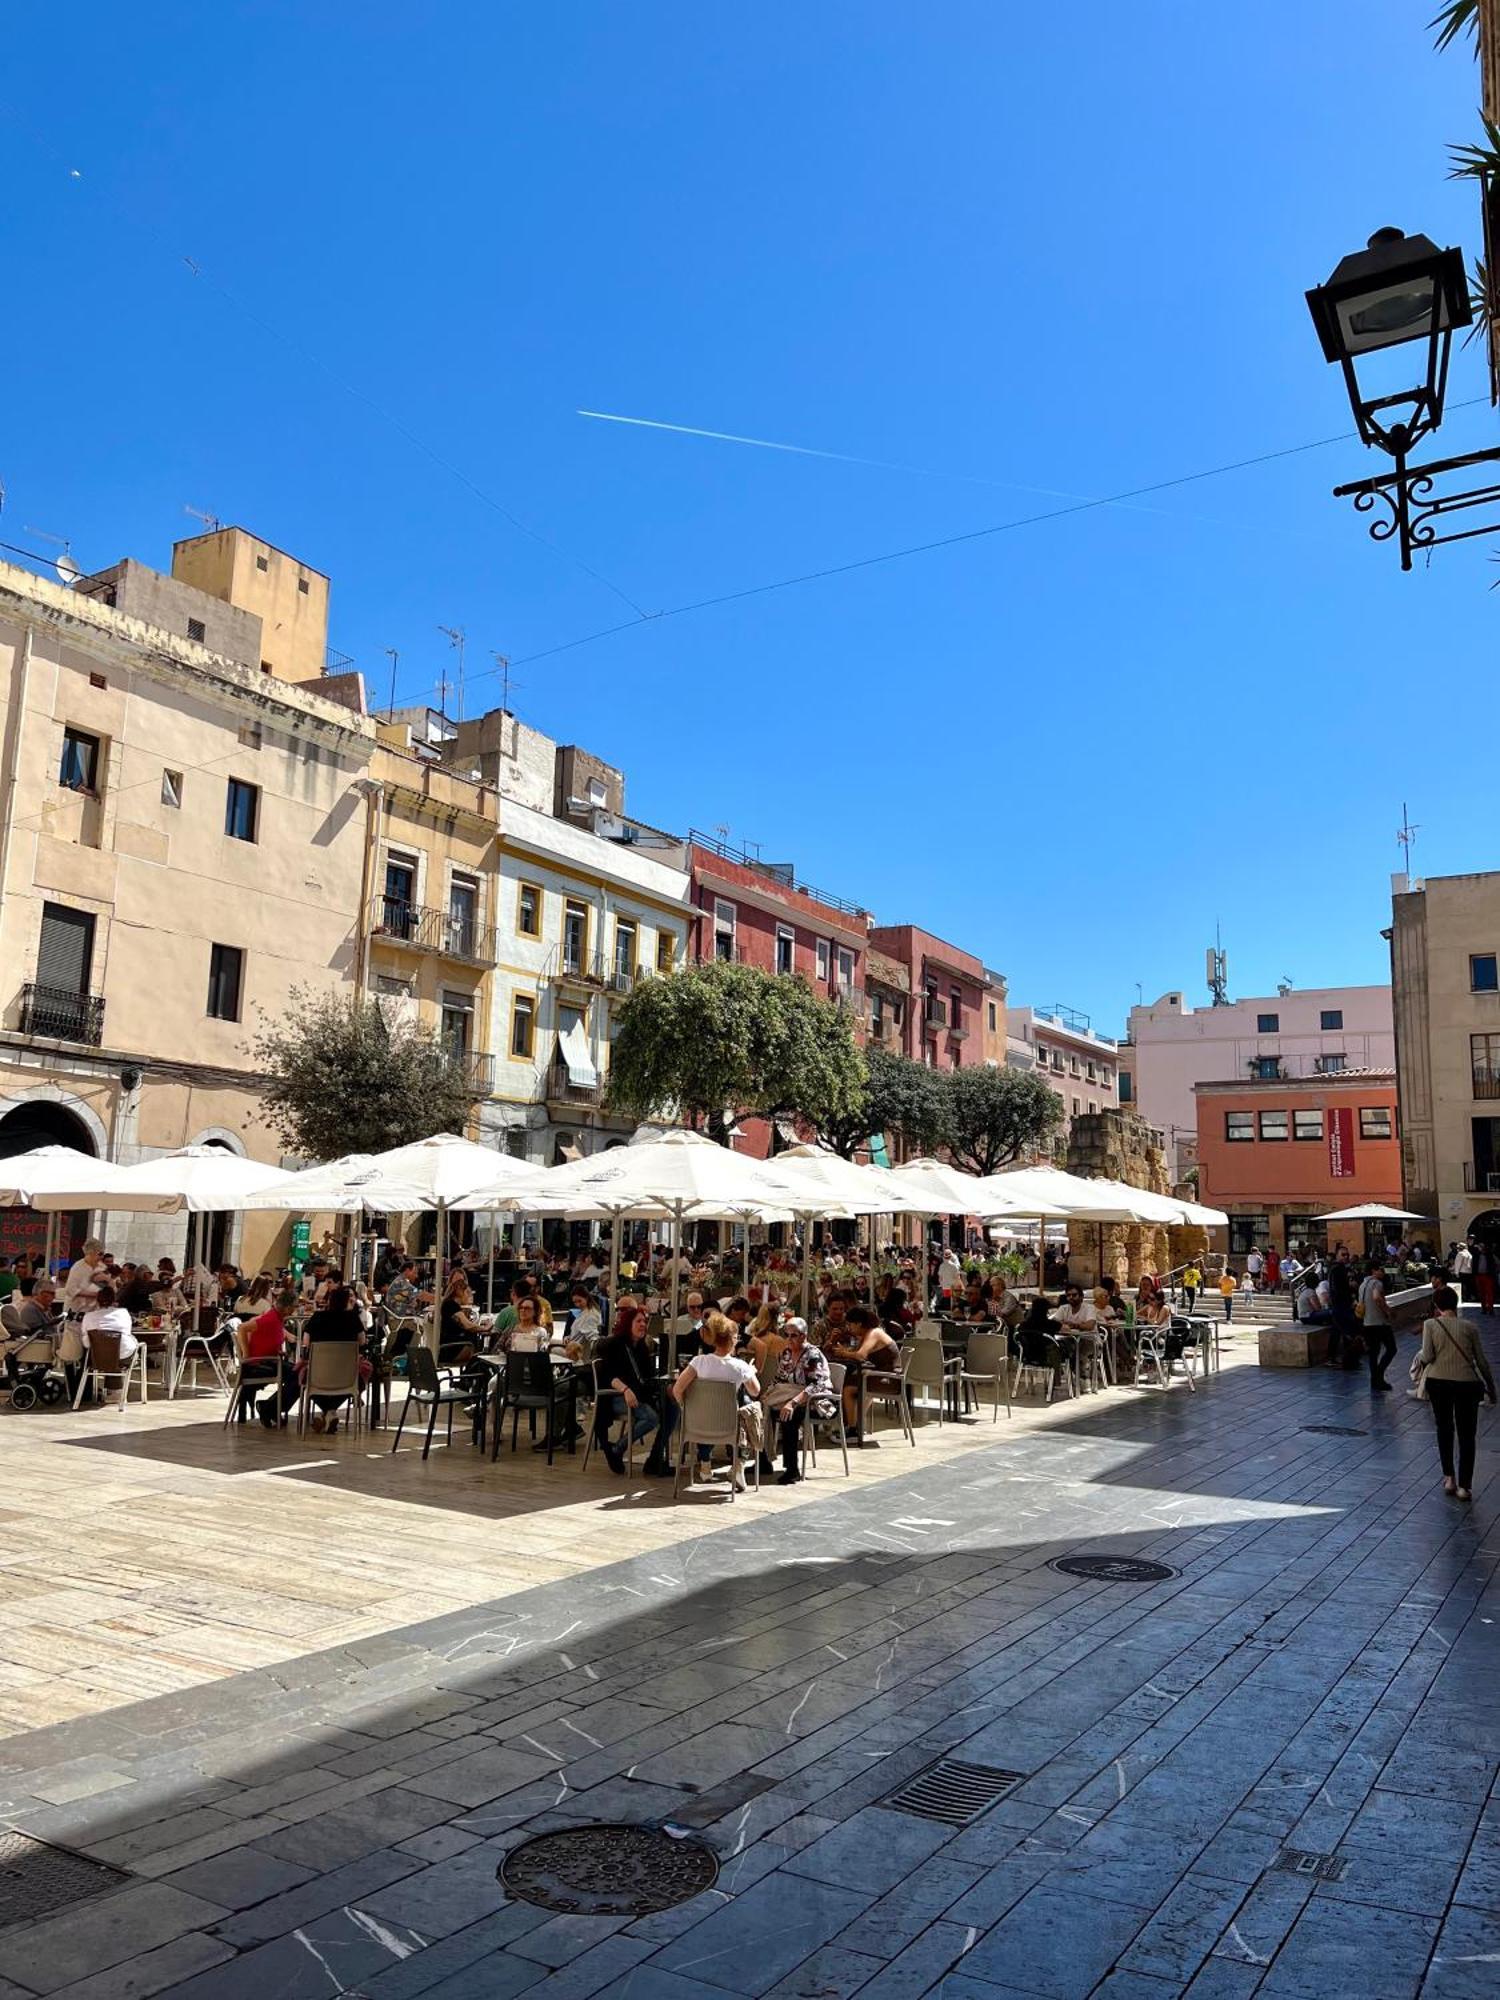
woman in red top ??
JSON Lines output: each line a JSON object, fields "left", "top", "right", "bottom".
{"left": 237, "top": 1288, "right": 294, "bottom": 1427}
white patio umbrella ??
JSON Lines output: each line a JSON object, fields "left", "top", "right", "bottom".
{"left": 887, "top": 1157, "right": 1044, "bottom": 1312}
{"left": 30, "top": 1146, "right": 300, "bottom": 1323}
{"left": 0, "top": 1146, "right": 151, "bottom": 1281}
{"left": 469, "top": 1131, "right": 795, "bottom": 1334}
{"left": 768, "top": 1145, "right": 937, "bottom": 1316}
{"left": 1314, "top": 1202, "right": 1431, "bottom": 1223}
{"left": 245, "top": 1135, "right": 543, "bottom": 1347}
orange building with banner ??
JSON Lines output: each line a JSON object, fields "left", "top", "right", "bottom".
{"left": 1194, "top": 1069, "right": 1402, "bottom": 1259}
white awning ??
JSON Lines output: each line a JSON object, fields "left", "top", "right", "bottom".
{"left": 558, "top": 1018, "right": 599, "bottom": 1090}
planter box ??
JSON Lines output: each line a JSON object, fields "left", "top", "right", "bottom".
{"left": 1258, "top": 1325, "right": 1329, "bottom": 1369}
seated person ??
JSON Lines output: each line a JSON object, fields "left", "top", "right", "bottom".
{"left": 960, "top": 1279, "right": 990, "bottom": 1321}
{"left": 824, "top": 1303, "right": 900, "bottom": 1439}
{"left": 593, "top": 1307, "right": 675, "bottom": 1476}
{"left": 882, "top": 1284, "right": 914, "bottom": 1335}
{"left": 268, "top": 1283, "right": 369, "bottom": 1433}
{"left": 722, "top": 1297, "right": 753, "bottom": 1350}
{"left": 299, "top": 1258, "right": 334, "bottom": 1307}
{"left": 382, "top": 1259, "right": 431, "bottom": 1328}
{"left": 565, "top": 1285, "right": 603, "bottom": 1359}
{"left": 440, "top": 1274, "right": 489, "bottom": 1365}
{"left": 2, "top": 1280, "right": 60, "bottom": 1389}
{"left": 672, "top": 1311, "right": 762, "bottom": 1488}
{"left": 748, "top": 1303, "right": 788, "bottom": 1385}
{"left": 215, "top": 1264, "right": 245, "bottom": 1313}
{"left": 764, "top": 1317, "right": 837, "bottom": 1485}
{"left": 238, "top": 1287, "right": 296, "bottom": 1427}
{"left": 1016, "top": 1293, "right": 1067, "bottom": 1388}
{"left": 80, "top": 1283, "right": 139, "bottom": 1403}
{"left": 1055, "top": 1285, "right": 1101, "bottom": 1361}
{"left": 1297, "top": 1280, "right": 1333, "bottom": 1326}
{"left": 507, "top": 1293, "right": 549, "bottom": 1352}
{"left": 812, "top": 1290, "right": 851, "bottom": 1347}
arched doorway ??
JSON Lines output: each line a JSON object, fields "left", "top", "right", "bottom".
{"left": 0, "top": 1098, "right": 98, "bottom": 1268}
{"left": 1468, "top": 1207, "right": 1500, "bottom": 1251}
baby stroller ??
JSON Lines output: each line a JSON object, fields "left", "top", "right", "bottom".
{"left": 1, "top": 1305, "right": 68, "bottom": 1411}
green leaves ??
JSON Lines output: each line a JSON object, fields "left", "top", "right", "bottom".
{"left": 1447, "top": 115, "right": 1500, "bottom": 181}
{"left": 605, "top": 959, "right": 867, "bottom": 1137}
{"left": 248, "top": 988, "right": 481, "bottom": 1162}
{"left": 1431, "top": 0, "right": 1479, "bottom": 54}
{"left": 945, "top": 1063, "right": 1064, "bottom": 1176}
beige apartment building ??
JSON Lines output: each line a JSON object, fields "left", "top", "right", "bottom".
{"left": 1389, "top": 868, "right": 1500, "bottom": 1246}
{"left": 0, "top": 539, "right": 374, "bottom": 1272}
{"left": 360, "top": 725, "right": 501, "bottom": 1122}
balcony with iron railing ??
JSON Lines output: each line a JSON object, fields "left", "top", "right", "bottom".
{"left": 1474, "top": 1068, "right": 1500, "bottom": 1101}
{"left": 448, "top": 1049, "right": 495, "bottom": 1095}
{"left": 546, "top": 1059, "right": 602, "bottom": 1107}
{"left": 17, "top": 983, "right": 106, "bottom": 1046}
{"left": 371, "top": 897, "right": 497, "bottom": 967}
{"left": 543, "top": 946, "right": 641, "bottom": 996}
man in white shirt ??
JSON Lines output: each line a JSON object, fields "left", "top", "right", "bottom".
{"left": 672, "top": 1313, "right": 762, "bottom": 1489}
{"left": 936, "top": 1247, "right": 963, "bottom": 1300}
{"left": 1055, "top": 1286, "right": 1103, "bottom": 1384}
{"left": 62, "top": 1239, "right": 105, "bottom": 1314}
{"left": 81, "top": 1282, "right": 139, "bottom": 1404}
{"left": 1246, "top": 1248, "right": 1264, "bottom": 1289}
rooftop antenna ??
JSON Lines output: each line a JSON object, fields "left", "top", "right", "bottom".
{"left": 437, "top": 625, "right": 466, "bottom": 723}
{"left": 492, "top": 651, "right": 523, "bottom": 715}
{"left": 1206, "top": 922, "right": 1228, "bottom": 1007}
{"left": 24, "top": 524, "right": 80, "bottom": 587}
{"left": 1397, "top": 800, "right": 1420, "bottom": 878}
{"left": 382, "top": 648, "right": 399, "bottom": 718}
{"left": 182, "top": 504, "right": 222, "bottom": 533}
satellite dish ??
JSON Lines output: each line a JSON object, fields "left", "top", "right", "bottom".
{"left": 55, "top": 550, "right": 81, "bottom": 588}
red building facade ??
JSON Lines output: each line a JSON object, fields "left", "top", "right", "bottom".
{"left": 867, "top": 924, "right": 991, "bottom": 1073}
{"left": 686, "top": 833, "right": 870, "bottom": 1157}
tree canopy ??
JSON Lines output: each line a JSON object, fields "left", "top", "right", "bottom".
{"left": 945, "top": 1062, "right": 1063, "bottom": 1176}
{"left": 820, "top": 1045, "right": 952, "bottom": 1160}
{"left": 249, "top": 987, "right": 480, "bottom": 1162}
{"left": 606, "top": 959, "right": 867, "bottom": 1138}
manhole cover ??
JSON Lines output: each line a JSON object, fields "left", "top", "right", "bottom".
{"left": 1050, "top": 1554, "right": 1178, "bottom": 1583}
{"left": 0, "top": 1833, "right": 130, "bottom": 1929}
{"left": 1300, "top": 1425, "right": 1368, "bottom": 1438}
{"left": 499, "top": 1825, "right": 718, "bottom": 1915}
{"left": 886, "top": 1759, "right": 1026, "bottom": 1827}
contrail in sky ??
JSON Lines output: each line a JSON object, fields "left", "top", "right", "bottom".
{"left": 575, "top": 408, "right": 1170, "bottom": 514}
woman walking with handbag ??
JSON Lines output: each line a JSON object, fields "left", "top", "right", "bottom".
{"left": 1416, "top": 1286, "right": 1497, "bottom": 1500}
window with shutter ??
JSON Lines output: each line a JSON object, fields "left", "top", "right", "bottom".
{"left": 37, "top": 904, "right": 95, "bottom": 994}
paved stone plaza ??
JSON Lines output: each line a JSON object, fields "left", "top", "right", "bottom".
{"left": 0, "top": 1341, "right": 1496, "bottom": 1999}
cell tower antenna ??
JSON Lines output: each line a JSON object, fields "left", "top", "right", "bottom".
{"left": 1397, "top": 801, "right": 1420, "bottom": 876}
{"left": 382, "top": 648, "right": 399, "bottom": 717}
{"left": 438, "top": 625, "right": 466, "bottom": 723}
{"left": 1206, "top": 922, "right": 1229, "bottom": 1007}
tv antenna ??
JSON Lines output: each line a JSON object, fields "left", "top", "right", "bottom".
{"left": 182, "top": 505, "right": 222, "bottom": 533}
{"left": 492, "top": 651, "right": 523, "bottom": 715}
{"left": 437, "top": 625, "right": 466, "bottom": 722}
{"left": 1397, "top": 801, "right": 1420, "bottom": 875}
{"left": 382, "top": 648, "right": 400, "bottom": 717}
{"left": 24, "top": 524, "right": 80, "bottom": 587}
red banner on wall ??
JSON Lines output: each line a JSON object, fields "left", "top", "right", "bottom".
{"left": 1328, "top": 1105, "right": 1356, "bottom": 1179}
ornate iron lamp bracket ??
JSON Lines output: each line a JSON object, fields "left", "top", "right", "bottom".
{"left": 1333, "top": 442, "right": 1500, "bottom": 570}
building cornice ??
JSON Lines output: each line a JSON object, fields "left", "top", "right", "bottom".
{"left": 0, "top": 562, "right": 374, "bottom": 751}
{"left": 695, "top": 867, "right": 867, "bottom": 949}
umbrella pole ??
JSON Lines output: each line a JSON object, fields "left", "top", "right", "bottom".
{"left": 800, "top": 1217, "right": 812, "bottom": 1322}
{"left": 486, "top": 1215, "right": 496, "bottom": 1317}
{"left": 609, "top": 1207, "right": 620, "bottom": 1319}
{"left": 869, "top": 1214, "right": 877, "bottom": 1308}
{"left": 669, "top": 1206, "right": 682, "bottom": 1340}
{"left": 431, "top": 1198, "right": 446, "bottom": 1354}
{"left": 742, "top": 1219, "right": 750, "bottom": 1296}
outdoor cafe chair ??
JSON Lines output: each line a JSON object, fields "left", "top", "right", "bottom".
{"left": 1135, "top": 1317, "right": 1197, "bottom": 1393}
{"left": 581, "top": 1359, "right": 635, "bottom": 1478}
{"left": 802, "top": 1358, "right": 850, "bottom": 1476}
{"left": 951, "top": 1329, "right": 1011, "bottom": 1422}
{"left": 222, "top": 1351, "right": 280, "bottom": 1429}
{"left": 862, "top": 1343, "right": 916, "bottom": 1445}
{"left": 905, "top": 1332, "right": 952, "bottom": 1425}
{"left": 72, "top": 1328, "right": 147, "bottom": 1411}
{"left": 672, "top": 1377, "right": 753, "bottom": 1500}
{"left": 494, "top": 1350, "right": 578, "bottom": 1465}
{"left": 390, "top": 1343, "right": 475, "bottom": 1458}
{"left": 298, "top": 1340, "right": 366, "bottom": 1438}
{"left": 171, "top": 1314, "right": 232, "bottom": 1398}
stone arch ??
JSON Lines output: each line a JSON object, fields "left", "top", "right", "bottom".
{"left": 0, "top": 1085, "right": 108, "bottom": 1160}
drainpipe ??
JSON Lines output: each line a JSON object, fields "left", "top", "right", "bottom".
{"left": 353, "top": 777, "right": 384, "bottom": 1001}
{"left": 0, "top": 624, "right": 35, "bottom": 946}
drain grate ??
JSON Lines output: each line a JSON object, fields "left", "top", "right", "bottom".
{"left": 1300, "top": 1425, "right": 1368, "bottom": 1438}
{"left": 1271, "top": 1846, "right": 1348, "bottom": 1882}
{"left": 1050, "top": 1554, "right": 1178, "bottom": 1584}
{"left": 885, "top": 1759, "right": 1026, "bottom": 1827}
{"left": 499, "top": 1824, "right": 718, "bottom": 1915}
{"left": 0, "top": 1833, "right": 130, "bottom": 1930}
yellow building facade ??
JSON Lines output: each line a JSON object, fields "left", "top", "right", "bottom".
{"left": 0, "top": 555, "right": 374, "bottom": 1272}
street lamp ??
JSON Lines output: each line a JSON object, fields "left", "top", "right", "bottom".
{"left": 1306, "top": 226, "right": 1471, "bottom": 454}
{"left": 1308, "top": 225, "right": 1500, "bottom": 570}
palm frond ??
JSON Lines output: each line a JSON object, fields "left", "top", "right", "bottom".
{"left": 1431, "top": 0, "right": 1480, "bottom": 53}
{"left": 1448, "top": 115, "right": 1500, "bottom": 180}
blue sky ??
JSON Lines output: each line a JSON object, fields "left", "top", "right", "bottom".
{"left": 2, "top": 3, "right": 1492, "bottom": 1032}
